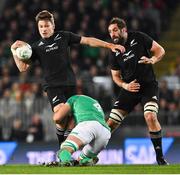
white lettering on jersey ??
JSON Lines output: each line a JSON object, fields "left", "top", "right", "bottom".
{"left": 54, "top": 34, "right": 62, "bottom": 41}
{"left": 45, "top": 43, "right": 58, "bottom": 52}
{"left": 130, "top": 39, "right": 137, "bottom": 47}
{"left": 123, "top": 50, "right": 135, "bottom": 62}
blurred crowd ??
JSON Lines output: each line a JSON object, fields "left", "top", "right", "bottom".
{"left": 0, "top": 0, "right": 180, "bottom": 141}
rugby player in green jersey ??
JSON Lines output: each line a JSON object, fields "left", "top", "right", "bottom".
{"left": 53, "top": 95, "right": 111, "bottom": 166}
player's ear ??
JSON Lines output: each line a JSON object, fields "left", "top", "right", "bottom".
{"left": 122, "top": 27, "right": 127, "bottom": 33}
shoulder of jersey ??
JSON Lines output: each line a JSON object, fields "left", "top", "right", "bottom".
{"left": 33, "top": 40, "right": 44, "bottom": 48}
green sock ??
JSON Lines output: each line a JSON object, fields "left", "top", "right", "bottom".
{"left": 58, "top": 149, "right": 71, "bottom": 162}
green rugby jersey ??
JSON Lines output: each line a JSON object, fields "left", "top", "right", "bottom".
{"left": 66, "top": 95, "right": 110, "bottom": 130}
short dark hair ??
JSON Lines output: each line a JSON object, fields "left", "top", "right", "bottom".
{"left": 35, "top": 10, "right": 55, "bottom": 26}
{"left": 109, "top": 17, "right": 127, "bottom": 29}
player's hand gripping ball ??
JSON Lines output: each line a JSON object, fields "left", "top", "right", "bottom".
{"left": 16, "top": 44, "right": 32, "bottom": 60}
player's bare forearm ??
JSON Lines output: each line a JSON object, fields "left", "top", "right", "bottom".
{"left": 111, "top": 70, "right": 140, "bottom": 92}
{"left": 151, "top": 46, "right": 165, "bottom": 64}
{"left": 80, "top": 36, "right": 125, "bottom": 53}
{"left": 139, "top": 41, "right": 165, "bottom": 65}
{"left": 151, "top": 41, "right": 165, "bottom": 64}
{"left": 13, "top": 55, "right": 30, "bottom": 72}
{"left": 11, "top": 48, "right": 30, "bottom": 72}
{"left": 53, "top": 103, "right": 71, "bottom": 124}
{"left": 111, "top": 70, "right": 124, "bottom": 87}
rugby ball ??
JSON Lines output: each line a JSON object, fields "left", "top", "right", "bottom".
{"left": 16, "top": 44, "right": 32, "bottom": 60}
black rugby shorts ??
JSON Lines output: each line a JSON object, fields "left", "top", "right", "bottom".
{"left": 113, "top": 81, "right": 159, "bottom": 113}
{"left": 46, "top": 86, "right": 77, "bottom": 110}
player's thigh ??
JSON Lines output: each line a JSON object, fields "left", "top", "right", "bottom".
{"left": 141, "top": 81, "right": 159, "bottom": 114}
{"left": 46, "top": 87, "right": 67, "bottom": 111}
{"left": 82, "top": 122, "right": 111, "bottom": 155}
{"left": 69, "top": 121, "right": 97, "bottom": 145}
{"left": 113, "top": 89, "right": 140, "bottom": 112}
{"left": 46, "top": 86, "right": 76, "bottom": 111}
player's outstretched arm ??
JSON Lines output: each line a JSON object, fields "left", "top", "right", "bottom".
{"left": 80, "top": 36, "right": 125, "bottom": 53}
{"left": 11, "top": 40, "right": 31, "bottom": 72}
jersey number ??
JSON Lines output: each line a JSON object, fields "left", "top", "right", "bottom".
{"left": 93, "top": 103, "right": 102, "bottom": 112}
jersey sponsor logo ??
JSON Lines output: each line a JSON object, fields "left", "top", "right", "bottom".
{"left": 123, "top": 50, "right": 135, "bottom": 62}
{"left": 130, "top": 39, "right": 137, "bottom": 47}
{"left": 54, "top": 34, "right": 62, "bottom": 41}
{"left": 45, "top": 43, "right": 58, "bottom": 52}
{"left": 38, "top": 41, "right": 44, "bottom": 46}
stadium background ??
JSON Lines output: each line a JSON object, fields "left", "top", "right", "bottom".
{"left": 0, "top": 0, "right": 180, "bottom": 165}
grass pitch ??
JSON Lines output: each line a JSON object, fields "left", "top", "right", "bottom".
{"left": 0, "top": 164, "right": 180, "bottom": 174}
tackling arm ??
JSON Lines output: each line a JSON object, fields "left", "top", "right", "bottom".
{"left": 11, "top": 40, "right": 31, "bottom": 72}
{"left": 53, "top": 103, "right": 72, "bottom": 124}
{"left": 80, "top": 36, "right": 125, "bottom": 53}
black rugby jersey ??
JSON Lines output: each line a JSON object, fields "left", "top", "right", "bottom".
{"left": 31, "top": 31, "right": 81, "bottom": 89}
{"left": 109, "top": 31, "right": 156, "bottom": 84}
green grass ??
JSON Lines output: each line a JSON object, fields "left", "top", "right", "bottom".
{"left": 0, "top": 164, "right": 180, "bottom": 174}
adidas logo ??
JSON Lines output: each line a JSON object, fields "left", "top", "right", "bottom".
{"left": 152, "top": 96, "right": 158, "bottom": 100}
{"left": 38, "top": 41, "right": 44, "bottom": 46}
{"left": 115, "top": 51, "right": 120, "bottom": 56}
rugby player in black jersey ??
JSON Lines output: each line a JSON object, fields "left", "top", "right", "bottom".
{"left": 10, "top": 11, "right": 125, "bottom": 152}
{"left": 107, "top": 17, "right": 168, "bottom": 165}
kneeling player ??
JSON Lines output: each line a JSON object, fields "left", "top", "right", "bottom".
{"left": 53, "top": 95, "right": 111, "bottom": 166}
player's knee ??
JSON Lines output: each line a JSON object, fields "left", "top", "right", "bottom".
{"left": 60, "top": 139, "right": 79, "bottom": 153}
{"left": 144, "top": 102, "right": 158, "bottom": 115}
{"left": 144, "top": 112, "right": 158, "bottom": 124}
{"left": 144, "top": 101, "right": 159, "bottom": 124}
{"left": 109, "top": 109, "right": 125, "bottom": 125}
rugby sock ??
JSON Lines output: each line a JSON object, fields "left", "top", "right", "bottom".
{"left": 64, "top": 129, "right": 72, "bottom": 140}
{"left": 149, "top": 130, "right": 163, "bottom": 159}
{"left": 79, "top": 152, "right": 98, "bottom": 165}
{"left": 59, "top": 149, "right": 71, "bottom": 162}
{"left": 56, "top": 127, "right": 65, "bottom": 147}
{"left": 79, "top": 150, "right": 97, "bottom": 160}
